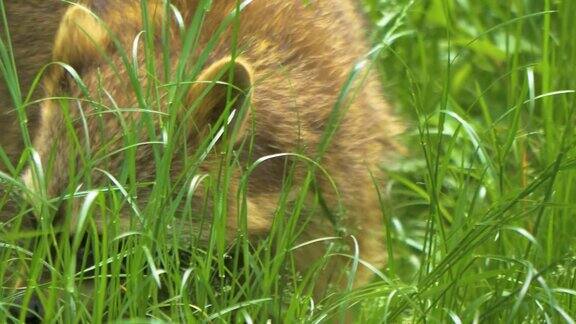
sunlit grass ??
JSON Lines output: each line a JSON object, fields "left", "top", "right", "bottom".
{"left": 367, "top": 0, "right": 576, "bottom": 322}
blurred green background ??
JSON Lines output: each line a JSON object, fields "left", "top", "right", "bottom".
{"left": 360, "top": 0, "right": 576, "bottom": 321}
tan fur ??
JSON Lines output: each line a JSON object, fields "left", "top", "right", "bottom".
{"left": 22, "top": 0, "right": 402, "bottom": 296}
{"left": 0, "top": 1, "right": 69, "bottom": 171}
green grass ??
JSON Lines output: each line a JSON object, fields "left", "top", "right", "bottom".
{"left": 1, "top": 0, "right": 576, "bottom": 322}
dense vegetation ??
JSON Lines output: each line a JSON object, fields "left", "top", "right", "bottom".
{"left": 1, "top": 0, "right": 575, "bottom": 322}
{"left": 366, "top": 0, "right": 576, "bottom": 322}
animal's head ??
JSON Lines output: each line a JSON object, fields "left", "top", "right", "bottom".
{"left": 21, "top": 2, "right": 261, "bottom": 241}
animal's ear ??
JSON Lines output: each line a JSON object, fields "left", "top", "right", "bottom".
{"left": 52, "top": 5, "right": 110, "bottom": 72}
{"left": 186, "top": 57, "right": 254, "bottom": 144}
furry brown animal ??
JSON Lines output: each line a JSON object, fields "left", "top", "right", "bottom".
{"left": 22, "top": 0, "right": 401, "bottom": 296}
{"left": 0, "top": 0, "right": 67, "bottom": 171}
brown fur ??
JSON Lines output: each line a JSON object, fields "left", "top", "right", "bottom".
{"left": 0, "top": 1, "right": 68, "bottom": 171}
{"left": 21, "top": 0, "right": 402, "bottom": 296}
